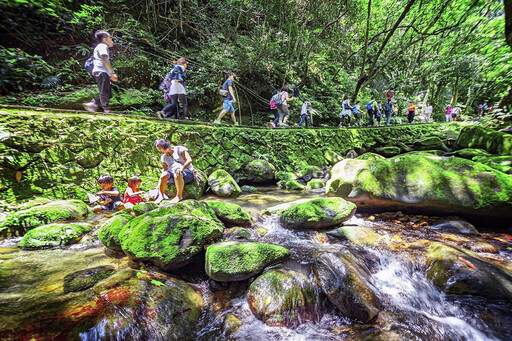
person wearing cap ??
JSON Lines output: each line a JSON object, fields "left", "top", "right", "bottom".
{"left": 445, "top": 104, "right": 452, "bottom": 122}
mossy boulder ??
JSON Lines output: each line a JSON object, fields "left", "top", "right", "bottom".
{"left": 208, "top": 169, "right": 242, "bottom": 198}
{"left": 245, "top": 159, "right": 276, "bottom": 183}
{"left": 261, "top": 198, "right": 315, "bottom": 216}
{"left": 325, "top": 150, "right": 343, "bottom": 166}
{"left": 430, "top": 217, "right": 480, "bottom": 236}
{"left": 119, "top": 200, "right": 224, "bottom": 271}
{"left": 326, "top": 225, "right": 380, "bottom": 247}
{"left": 17, "top": 222, "right": 92, "bottom": 248}
{"left": 241, "top": 185, "right": 258, "bottom": 193}
{"left": 15, "top": 197, "right": 52, "bottom": 210}
{"left": 280, "top": 198, "right": 356, "bottom": 230}
{"left": 63, "top": 266, "right": 115, "bottom": 293}
{"left": 165, "top": 169, "right": 207, "bottom": 200}
{"left": 414, "top": 136, "right": 449, "bottom": 152}
{"left": 426, "top": 242, "right": 512, "bottom": 300}
{"left": 357, "top": 153, "right": 385, "bottom": 161}
{"left": 453, "top": 148, "right": 491, "bottom": 159}
{"left": 375, "top": 146, "right": 401, "bottom": 157}
{"left": 313, "top": 252, "right": 381, "bottom": 323}
{"left": 472, "top": 155, "right": 512, "bottom": 175}
{"left": 285, "top": 180, "right": 305, "bottom": 190}
{"left": 205, "top": 241, "right": 290, "bottom": 281}
{"left": 0, "top": 200, "right": 91, "bottom": 238}
{"left": 98, "top": 211, "right": 135, "bottom": 251}
{"left": 326, "top": 155, "right": 512, "bottom": 219}
{"left": 306, "top": 178, "right": 326, "bottom": 190}
{"left": 247, "top": 268, "right": 320, "bottom": 327}
{"left": 206, "top": 201, "right": 252, "bottom": 227}
{"left": 456, "top": 125, "right": 512, "bottom": 155}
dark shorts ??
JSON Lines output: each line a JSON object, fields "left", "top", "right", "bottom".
{"left": 98, "top": 201, "right": 123, "bottom": 211}
{"left": 167, "top": 170, "right": 195, "bottom": 184}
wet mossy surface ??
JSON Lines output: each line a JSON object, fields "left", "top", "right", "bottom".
{"left": 17, "top": 222, "right": 93, "bottom": 248}
{"left": 206, "top": 201, "right": 252, "bottom": 227}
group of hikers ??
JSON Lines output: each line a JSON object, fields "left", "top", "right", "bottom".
{"left": 83, "top": 30, "right": 477, "bottom": 129}
{"left": 92, "top": 138, "right": 196, "bottom": 213}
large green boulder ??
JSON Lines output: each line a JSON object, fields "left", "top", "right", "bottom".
{"left": 98, "top": 211, "right": 135, "bottom": 251}
{"left": 285, "top": 180, "right": 305, "bottom": 190}
{"left": 205, "top": 241, "right": 290, "bottom": 281}
{"left": 357, "top": 153, "right": 385, "bottom": 161}
{"left": 326, "top": 155, "right": 512, "bottom": 219}
{"left": 206, "top": 201, "right": 252, "bottom": 227}
{"left": 313, "top": 252, "right": 381, "bottom": 322}
{"left": 426, "top": 242, "right": 512, "bottom": 300}
{"left": 17, "top": 222, "right": 92, "bottom": 248}
{"left": 207, "top": 169, "right": 242, "bottom": 197}
{"left": 453, "top": 148, "right": 491, "bottom": 159}
{"left": 456, "top": 125, "right": 512, "bottom": 155}
{"left": 306, "top": 178, "right": 326, "bottom": 190}
{"left": 326, "top": 225, "right": 380, "bottom": 247}
{"left": 245, "top": 159, "right": 276, "bottom": 183}
{"left": 472, "top": 155, "right": 512, "bottom": 175}
{"left": 0, "top": 200, "right": 91, "bottom": 238}
{"left": 414, "top": 136, "right": 449, "bottom": 152}
{"left": 261, "top": 198, "right": 313, "bottom": 216}
{"left": 165, "top": 169, "right": 207, "bottom": 200}
{"left": 247, "top": 268, "right": 320, "bottom": 327}
{"left": 119, "top": 200, "right": 224, "bottom": 271}
{"left": 280, "top": 197, "right": 356, "bottom": 229}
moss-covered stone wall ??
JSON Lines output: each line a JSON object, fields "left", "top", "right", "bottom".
{"left": 0, "top": 109, "right": 461, "bottom": 204}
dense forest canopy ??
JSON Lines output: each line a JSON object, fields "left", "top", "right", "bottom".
{"left": 0, "top": 0, "right": 510, "bottom": 124}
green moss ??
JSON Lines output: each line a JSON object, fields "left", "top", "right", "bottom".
{"left": 17, "top": 222, "right": 92, "bottom": 248}
{"left": 356, "top": 153, "right": 385, "bottom": 161}
{"left": 207, "top": 169, "right": 242, "bottom": 198}
{"left": 98, "top": 212, "right": 134, "bottom": 250}
{"left": 280, "top": 198, "right": 356, "bottom": 229}
{"left": 285, "top": 180, "right": 305, "bottom": 190}
{"left": 0, "top": 200, "right": 90, "bottom": 237}
{"left": 205, "top": 241, "right": 290, "bottom": 281}
{"left": 206, "top": 201, "right": 252, "bottom": 227}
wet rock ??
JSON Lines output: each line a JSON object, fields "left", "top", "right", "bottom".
{"left": 456, "top": 125, "right": 512, "bottom": 155}
{"left": 306, "top": 178, "right": 326, "bottom": 190}
{"left": 326, "top": 155, "right": 512, "bottom": 220}
{"left": 225, "top": 227, "right": 251, "bottom": 240}
{"left": 119, "top": 200, "right": 224, "bottom": 271}
{"left": 63, "top": 266, "right": 115, "bottom": 293}
{"left": 98, "top": 212, "right": 135, "bottom": 251}
{"left": 0, "top": 200, "right": 91, "bottom": 238}
{"left": 346, "top": 150, "right": 358, "bottom": 159}
{"left": 357, "top": 153, "right": 385, "bottom": 161}
{"left": 377, "top": 212, "right": 399, "bottom": 221}
{"left": 472, "top": 155, "right": 512, "bottom": 175}
{"left": 465, "top": 242, "right": 499, "bottom": 254}
{"left": 430, "top": 217, "right": 480, "bottom": 236}
{"left": 280, "top": 197, "right": 356, "bottom": 230}
{"left": 261, "top": 198, "right": 312, "bottom": 216}
{"left": 17, "top": 222, "right": 92, "bottom": 248}
{"left": 375, "top": 146, "right": 401, "bottom": 157}
{"left": 426, "top": 242, "right": 512, "bottom": 300}
{"left": 326, "top": 225, "right": 380, "bottom": 247}
{"left": 129, "top": 202, "right": 158, "bottom": 215}
{"left": 245, "top": 159, "right": 276, "bottom": 183}
{"left": 241, "top": 185, "right": 258, "bottom": 193}
{"left": 15, "top": 197, "right": 52, "bottom": 210}
{"left": 208, "top": 169, "right": 242, "bottom": 197}
{"left": 313, "top": 252, "right": 381, "bottom": 323}
{"left": 166, "top": 169, "right": 207, "bottom": 200}
{"left": 205, "top": 241, "right": 290, "bottom": 281}
{"left": 222, "top": 313, "right": 242, "bottom": 335}
{"left": 247, "top": 268, "right": 320, "bottom": 327}
{"left": 206, "top": 201, "right": 252, "bottom": 227}
{"left": 453, "top": 148, "right": 491, "bottom": 159}
{"left": 285, "top": 180, "right": 305, "bottom": 190}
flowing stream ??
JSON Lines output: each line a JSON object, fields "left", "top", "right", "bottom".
{"left": 0, "top": 188, "right": 511, "bottom": 340}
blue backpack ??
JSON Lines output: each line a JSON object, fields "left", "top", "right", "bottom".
{"left": 366, "top": 101, "right": 374, "bottom": 110}
{"left": 84, "top": 56, "right": 94, "bottom": 75}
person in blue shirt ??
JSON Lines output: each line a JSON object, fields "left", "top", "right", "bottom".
{"left": 214, "top": 73, "right": 238, "bottom": 125}
{"left": 156, "top": 58, "right": 190, "bottom": 120}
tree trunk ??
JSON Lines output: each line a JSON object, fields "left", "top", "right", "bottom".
{"left": 451, "top": 75, "right": 460, "bottom": 105}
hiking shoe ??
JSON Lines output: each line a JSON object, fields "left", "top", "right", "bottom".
{"left": 83, "top": 102, "right": 98, "bottom": 112}
{"left": 156, "top": 111, "right": 164, "bottom": 119}
{"left": 104, "top": 109, "right": 113, "bottom": 114}
{"left": 213, "top": 119, "right": 221, "bottom": 125}
{"left": 270, "top": 122, "right": 276, "bottom": 128}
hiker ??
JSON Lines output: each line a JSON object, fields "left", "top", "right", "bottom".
{"left": 375, "top": 100, "right": 383, "bottom": 126}
{"left": 445, "top": 104, "right": 452, "bottom": 122}
{"left": 269, "top": 89, "right": 280, "bottom": 128}
{"left": 275, "top": 86, "right": 295, "bottom": 127}
{"left": 298, "top": 100, "right": 311, "bottom": 128}
{"left": 384, "top": 99, "right": 394, "bottom": 126}
{"left": 156, "top": 58, "right": 190, "bottom": 120}
{"left": 214, "top": 72, "right": 238, "bottom": 125}
{"left": 83, "top": 30, "right": 118, "bottom": 113}
{"left": 451, "top": 105, "right": 459, "bottom": 121}
{"left": 352, "top": 101, "right": 364, "bottom": 127}
{"left": 366, "top": 97, "right": 378, "bottom": 126}
{"left": 477, "top": 104, "right": 483, "bottom": 116}
{"left": 423, "top": 103, "right": 433, "bottom": 123}
{"left": 154, "top": 138, "right": 196, "bottom": 204}
{"left": 482, "top": 103, "right": 488, "bottom": 115}
{"left": 339, "top": 95, "right": 353, "bottom": 127}
{"left": 407, "top": 101, "right": 416, "bottom": 123}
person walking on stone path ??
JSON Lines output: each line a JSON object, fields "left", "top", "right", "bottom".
{"left": 156, "top": 58, "right": 190, "bottom": 120}
{"left": 275, "top": 86, "right": 295, "bottom": 127}
{"left": 269, "top": 89, "right": 281, "bottom": 128}
{"left": 445, "top": 104, "right": 452, "bottom": 122}
{"left": 154, "top": 138, "right": 196, "bottom": 204}
{"left": 384, "top": 99, "right": 394, "bottom": 126}
{"left": 298, "top": 99, "right": 311, "bottom": 128}
{"left": 339, "top": 95, "right": 353, "bottom": 127}
{"left": 451, "top": 105, "right": 459, "bottom": 121}
{"left": 352, "top": 101, "right": 364, "bottom": 127}
{"left": 214, "top": 72, "right": 238, "bottom": 125}
{"left": 407, "top": 101, "right": 416, "bottom": 124}
{"left": 423, "top": 103, "right": 433, "bottom": 123}
{"left": 83, "top": 30, "right": 118, "bottom": 114}
{"left": 365, "top": 97, "right": 378, "bottom": 126}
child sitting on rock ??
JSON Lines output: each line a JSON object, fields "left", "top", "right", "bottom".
{"left": 93, "top": 174, "right": 123, "bottom": 213}
{"left": 122, "top": 175, "right": 146, "bottom": 209}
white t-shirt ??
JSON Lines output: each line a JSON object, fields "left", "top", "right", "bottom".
{"left": 160, "top": 145, "right": 195, "bottom": 173}
{"left": 92, "top": 43, "right": 110, "bottom": 75}
{"left": 301, "top": 102, "right": 309, "bottom": 115}
{"left": 342, "top": 99, "right": 350, "bottom": 109}
{"left": 424, "top": 105, "right": 433, "bottom": 114}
